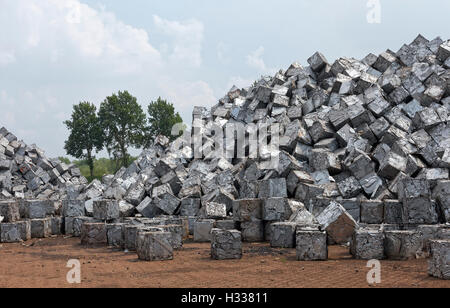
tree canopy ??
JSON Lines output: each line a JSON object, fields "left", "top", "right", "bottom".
{"left": 98, "top": 91, "right": 147, "bottom": 167}
{"left": 63, "top": 102, "right": 103, "bottom": 177}
{"left": 147, "top": 97, "right": 184, "bottom": 144}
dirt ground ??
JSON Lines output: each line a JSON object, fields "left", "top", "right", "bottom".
{"left": 0, "top": 236, "right": 448, "bottom": 288}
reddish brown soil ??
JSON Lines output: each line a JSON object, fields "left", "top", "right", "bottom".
{"left": 0, "top": 236, "right": 448, "bottom": 288}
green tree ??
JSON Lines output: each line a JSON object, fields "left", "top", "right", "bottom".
{"left": 98, "top": 91, "right": 147, "bottom": 168}
{"left": 64, "top": 102, "right": 104, "bottom": 177}
{"left": 146, "top": 97, "right": 184, "bottom": 144}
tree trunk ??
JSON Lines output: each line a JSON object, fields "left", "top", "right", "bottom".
{"left": 87, "top": 150, "right": 94, "bottom": 178}
{"left": 120, "top": 143, "right": 128, "bottom": 168}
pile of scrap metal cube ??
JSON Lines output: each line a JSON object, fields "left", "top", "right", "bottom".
{"left": 1, "top": 34, "right": 449, "bottom": 279}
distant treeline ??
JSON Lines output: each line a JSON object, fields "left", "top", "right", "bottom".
{"left": 64, "top": 91, "right": 184, "bottom": 180}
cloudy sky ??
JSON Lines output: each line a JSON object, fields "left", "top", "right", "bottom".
{"left": 0, "top": 0, "right": 449, "bottom": 158}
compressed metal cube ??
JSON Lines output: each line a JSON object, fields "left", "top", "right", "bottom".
{"left": 308, "top": 51, "right": 328, "bottom": 72}
{"left": 388, "top": 86, "right": 410, "bottom": 104}
{"left": 154, "top": 193, "right": 180, "bottom": 215}
{"left": 178, "top": 185, "right": 202, "bottom": 199}
{"left": 81, "top": 222, "right": 107, "bottom": 246}
{"left": 398, "top": 179, "right": 437, "bottom": 224}
{"left": 118, "top": 200, "right": 135, "bottom": 217}
{"left": 233, "top": 199, "right": 263, "bottom": 222}
{"left": 308, "top": 120, "right": 334, "bottom": 143}
{"left": 143, "top": 224, "right": 184, "bottom": 249}
{"left": 384, "top": 230, "right": 422, "bottom": 260}
{"left": 238, "top": 180, "right": 259, "bottom": 199}
{"left": 30, "top": 218, "right": 51, "bottom": 238}
{"left": 310, "top": 149, "right": 341, "bottom": 174}
{"left": 346, "top": 153, "right": 375, "bottom": 180}
{"left": 402, "top": 197, "right": 437, "bottom": 225}
{"left": 194, "top": 219, "right": 216, "bottom": 242}
{"left": 257, "top": 178, "right": 287, "bottom": 199}
{"left": 356, "top": 72, "right": 377, "bottom": 92}
{"left": 66, "top": 216, "right": 95, "bottom": 237}
{"left": 428, "top": 240, "right": 450, "bottom": 280}
{"left": 241, "top": 219, "right": 264, "bottom": 242}
{"left": 161, "top": 171, "right": 182, "bottom": 195}
{"left": 368, "top": 97, "right": 391, "bottom": 117}
{"left": 287, "top": 170, "right": 314, "bottom": 195}
{"left": 106, "top": 223, "right": 125, "bottom": 248}
{"left": 124, "top": 182, "right": 146, "bottom": 206}
{"left": 370, "top": 118, "right": 390, "bottom": 140}
{"left": 24, "top": 200, "right": 46, "bottom": 219}
{"left": 296, "top": 229, "right": 328, "bottom": 261}
{"left": 0, "top": 221, "right": 31, "bottom": 242}
{"left": 329, "top": 108, "right": 350, "bottom": 131}
{"left": 51, "top": 217, "right": 63, "bottom": 235}
{"left": 179, "top": 198, "right": 201, "bottom": 217}
{"left": 380, "top": 125, "right": 407, "bottom": 147}
{"left": 416, "top": 225, "right": 446, "bottom": 257}
{"left": 211, "top": 229, "right": 242, "bottom": 260}
{"left": 356, "top": 123, "right": 377, "bottom": 145}
{"left": 380, "top": 74, "right": 401, "bottom": 93}
{"left": 270, "top": 222, "right": 297, "bottom": 248}
{"left": 316, "top": 201, "right": 359, "bottom": 244}
{"left": 136, "top": 197, "right": 162, "bottom": 219}
{"left": 359, "top": 173, "right": 383, "bottom": 197}
{"left": 294, "top": 183, "right": 325, "bottom": 205}
{"left": 124, "top": 224, "right": 141, "bottom": 251}
{"left": 348, "top": 104, "right": 372, "bottom": 127}
{"left": 350, "top": 229, "right": 385, "bottom": 260}
{"left": 136, "top": 231, "right": 173, "bottom": 261}
{"left": 434, "top": 181, "right": 450, "bottom": 223}
{"left": 337, "top": 176, "right": 362, "bottom": 199}
{"left": 1, "top": 223, "right": 22, "bottom": 242}
{"left": 0, "top": 200, "right": 20, "bottom": 222}
{"left": 93, "top": 200, "right": 120, "bottom": 221}
{"left": 263, "top": 198, "right": 300, "bottom": 221}
{"left": 373, "top": 52, "right": 397, "bottom": 73}
{"left": 18, "top": 220, "right": 31, "bottom": 241}
{"left": 160, "top": 217, "right": 189, "bottom": 240}
{"left": 372, "top": 143, "right": 391, "bottom": 165}
{"left": 315, "top": 138, "right": 339, "bottom": 152}
{"left": 340, "top": 199, "right": 361, "bottom": 222}
{"left": 413, "top": 108, "right": 441, "bottom": 129}
{"left": 384, "top": 200, "right": 403, "bottom": 224}
{"left": 436, "top": 41, "right": 450, "bottom": 62}
{"left": 62, "top": 200, "right": 85, "bottom": 217}
{"left": 378, "top": 151, "right": 407, "bottom": 180}
{"left": 204, "top": 202, "right": 227, "bottom": 219}
{"left": 215, "top": 220, "right": 237, "bottom": 230}
{"left": 360, "top": 200, "right": 384, "bottom": 224}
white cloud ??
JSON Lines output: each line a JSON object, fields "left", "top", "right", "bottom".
{"left": 157, "top": 78, "right": 217, "bottom": 120}
{"left": 0, "top": 90, "right": 17, "bottom": 128}
{"left": 0, "top": 0, "right": 214, "bottom": 157}
{"left": 247, "top": 46, "right": 266, "bottom": 71}
{"left": 153, "top": 15, "right": 204, "bottom": 67}
{"left": 0, "top": 50, "right": 16, "bottom": 66}
{"left": 246, "top": 46, "right": 277, "bottom": 75}
{"left": 217, "top": 42, "right": 230, "bottom": 64}
{"left": 0, "top": 0, "right": 162, "bottom": 74}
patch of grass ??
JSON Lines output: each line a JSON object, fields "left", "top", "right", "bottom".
{"left": 59, "top": 156, "right": 137, "bottom": 182}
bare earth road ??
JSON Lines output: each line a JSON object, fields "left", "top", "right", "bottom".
{"left": 0, "top": 237, "right": 448, "bottom": 288}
